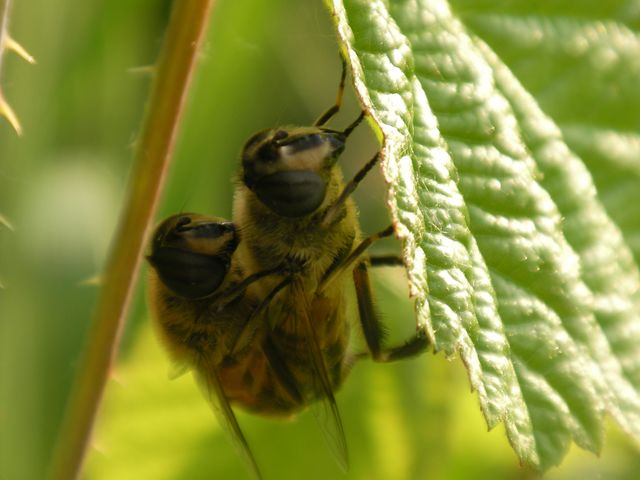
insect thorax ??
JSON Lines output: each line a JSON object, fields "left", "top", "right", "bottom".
{"left": 233, "top": 168, "right": 359, "bottom": 283}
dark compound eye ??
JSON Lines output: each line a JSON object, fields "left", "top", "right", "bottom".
{"left": 242, "top": 129, "right": 347, "bottom": 216}
{"left": 252, "top": 170, "right": 326, "bottom": 218}
{"left": 149, "top": 247, "right": 229, "bottom": 299}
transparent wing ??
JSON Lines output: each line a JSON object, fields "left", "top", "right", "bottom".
{"left": 167, "top": 361, "right": 189, "bottom": 380}
{"left": 292, "top": 281, "right": 349, "bottom": 471}
{"left": 193, "top": 353, "right": 263, "bottom": 480}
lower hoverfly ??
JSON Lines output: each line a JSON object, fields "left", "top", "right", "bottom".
{"left": 147, "top": 214, "right": 262, "bottom": 473}
{"left": 147, "top": 58, "right": 428, "bottom": 479}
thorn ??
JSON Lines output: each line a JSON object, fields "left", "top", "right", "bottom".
{"left": 0, "top": 93, "right": 22, "bottom": 135}
{"left": 78, "top": 274, "right": 102, "bottom": 287}
{"left": 90, "top": 440, "right": 108, "bottom": 456}
{"left": 109, "top": 368, "right": 125, "bottom": 386}
{"left": 5, "top": 36, "right": 35, "bottom": 64}
{"left": 128, "top": 65, "right": 155, "bottom": 76}
{"left": 0, "top": 213, "right": 14, "bottom": 231}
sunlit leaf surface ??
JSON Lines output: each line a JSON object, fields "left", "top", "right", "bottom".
{"left": 332, "top": 0, "right": 640, "bottom": 471}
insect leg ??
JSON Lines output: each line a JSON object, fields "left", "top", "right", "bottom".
{"left": 212, "top": 265, "right": 284, "bottom": 305}
{"left": 228, "top": 276, "right": 293, "bottom": 355}
{"left": 314, "top": 55, "right": 347, "bottom": 126}
{"left": 322, "top": 151, "right": 379, "bottom": 227}
{"left": 353, "top": 262, "right": 429, "bottom": 362}
{"left": 352, "top": 262, "right": 386, "bottom": 360}
{"left": 318, "top": 225, "right": 394, "bottom": 293}
{"left": 193, "top": 266, "right": 289, "bottom": 341}
{"left": 341, "top": 110, "right": 365, "bottom": 138}
{"left": 369, "top": 255, "right": 404, "bottom": 267}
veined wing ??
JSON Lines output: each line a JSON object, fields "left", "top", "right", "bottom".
{"left": 193, "top": 352, "right": 263, "bottom": 480}
{"left": 291, "top": 280, "right": 349, "bottom": 471}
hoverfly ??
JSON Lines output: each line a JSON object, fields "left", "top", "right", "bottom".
{"left": 147, "top": 58, "right": 428, "bottom": 479}
{"left": 229, "top": 58, "right": 429, "bottom": 468}
{"left": 148, "top": 213, "right": 283, "bottom": 477}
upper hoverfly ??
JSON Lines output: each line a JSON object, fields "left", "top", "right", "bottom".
{"left": 147, "top": 57, "right": 428, "bottom": 479}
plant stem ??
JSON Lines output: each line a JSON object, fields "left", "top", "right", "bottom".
{"left": 0, "top": 0, "right": 21, "bottom": 134}
{"left": 47, "top": 1, "right": 215, "bottom": 479}
{"left": 0, "top": 0, "right": 11, "bottom": 73}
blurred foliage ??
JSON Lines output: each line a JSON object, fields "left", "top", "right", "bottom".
{"left": 0, "top": 0, "right": 638, "bottom": 479}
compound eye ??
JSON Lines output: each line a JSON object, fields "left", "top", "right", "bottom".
{"left": 148, "top": 214, "right": 237, "bottom": 298}
{"left": 149, "top": 247, "right": 228, "bottom": 299}
{"left": 253, "top": 170, "right": 326, "bottom": 218}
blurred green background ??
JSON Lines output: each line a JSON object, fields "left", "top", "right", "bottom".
{"left": 0, "top": 1, "right": 638, "bottom": 479}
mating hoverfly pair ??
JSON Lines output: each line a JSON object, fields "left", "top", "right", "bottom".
{"left": 146, "top": 58, "right": 428, "bottom": 478}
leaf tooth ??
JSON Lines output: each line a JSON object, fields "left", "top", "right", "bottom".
{"left": 4, "top": 35, "right": 35, "bottom": 63}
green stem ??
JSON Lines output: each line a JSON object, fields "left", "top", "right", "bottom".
{"left": 47, "top": 1, "right": 215, "bottom": 479}
{"left": 0, "top": 0, "right": 19, "bottom": 134}
{"left": 0, "top": 0, "right": 10, "bottom": 70}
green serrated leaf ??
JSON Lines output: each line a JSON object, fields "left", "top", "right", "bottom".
{"left": 331, "top": 0, "right": 640, "bottom": 471}
{"left": 457, "top": 4, "right": 640, "bottom": 266}
{"left": 562, "top": 126, "right": 640, "bottom": 263}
